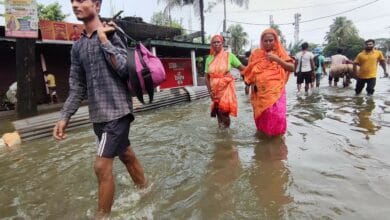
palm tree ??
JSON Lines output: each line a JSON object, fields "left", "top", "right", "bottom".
{"left": 287, "top": 40, "right": 303, "bottom": 56}
{"left": 158, "top": 0, "right": 249, "bottom": 44}
{"left": 324, "top": 17, "right": 363, "bottom": 58}
{"left": 158, "top": 0, "right": 192, "bottom": 24}
{"left": 270, "top": 24, "right": 286, "bottom": 47}
{"left": 325, "top": 17, "right": 359, "bottom": 46}
{"left": 228, "top": 24, "right": 248, "bottom": 55}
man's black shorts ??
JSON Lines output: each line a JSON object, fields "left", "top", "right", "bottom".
{"left": 93, "top": 114, "right": 133, "bottom": 158}
{"left": 297, "top": 71, "right": 313, "bottom": 84}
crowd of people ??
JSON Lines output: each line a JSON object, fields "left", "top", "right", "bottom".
{"left": 47, "top": 0, "right": 389, "bottom": 218}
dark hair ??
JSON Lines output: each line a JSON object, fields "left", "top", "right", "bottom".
{"left": 365, "top": 39, "right": 375, "bottom": 44}
{"left": 245, "top": 50, "right": 251, "bottom": 57}
{"left": 301, "top": 42, "right": 309, "bottom": 50}
{"left": 43, "top": 70, "right": 49, "bottom": 74}
{"left": 336, "top": 48, "right": 343, "bottom": 54}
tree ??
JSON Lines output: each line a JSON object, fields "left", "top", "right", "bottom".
{"left": 287, "top": 40, "right": 303, "bottom": 56}
{"left": 227, "top": 24, "right": 248, "bottom": 55}
{"left": 270, "top": 24, "right": 286, "bottom": 47}
{"left": 323, "top": 17, "right": 364, "bottom": 58}
{"left": 38, "top": 2, "right": 68, "bottom": 21}
{"left": 158, "top": 0, "right": 249, "bottom": 44}
{"left": 150, "top": 11, "right": 185, "bottom": 31}
{"left": 325, "top": 17, "right": 358, "bottom": 46}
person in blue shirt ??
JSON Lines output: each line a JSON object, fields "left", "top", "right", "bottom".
{"left": 313, "top": 51, "right": 327, "bottom": 88}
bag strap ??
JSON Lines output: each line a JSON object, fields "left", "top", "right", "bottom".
{"left": 298, "top": 51, "right": 305, "bottom": 73}
{"left": 115, "top": 26, "right": 136, "bottom": 43}
{"left": 127, "top": 47, "right": 145, "bottom": 104}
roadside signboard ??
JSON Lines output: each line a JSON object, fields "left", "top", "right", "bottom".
{"left": 39, "top": 20, "right": 84, "bottom": 42}
{"left": 160, "top": 58, "right": 193, "bottom": 89}
{"left": 4, "top": 0, "right": 38, "bottom": 38}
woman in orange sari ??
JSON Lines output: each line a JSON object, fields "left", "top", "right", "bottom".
{"left": 243, "top": 28, "right": 294, "bottom": 136}
{"left": 205, "top": 35, "right": 245, "bottom": 128}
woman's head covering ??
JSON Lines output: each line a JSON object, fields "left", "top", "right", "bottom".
{"left": 260, "top": 28, "right": 289, "bottom": 59}
{"left": 210, "top": 34, "right": 225, "bottom": 55}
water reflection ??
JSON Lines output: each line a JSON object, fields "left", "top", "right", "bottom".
{"left": 353, "top": 97, "right": 379, "bottom": 138}
{"left": 294, "top": 93, "right": 327, "bottom": 123}
{"left": 249, "top": 135, "right": 293, "bottom": 219}
{"left": 199, "top": 131, "right": 242, "bottom": 219}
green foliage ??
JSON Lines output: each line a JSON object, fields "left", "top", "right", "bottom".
{"left": 309, "top": 43, "right": 318, "bottom": 51}
{"left": 287, "top": 40, "right": 302, "bottom": 56}
{"left": 158, "top": 0, "right": 250, "bottom": 44}
{"left": 227, "top": 24, "right": 248, "bottom": 55}
{"left": 38, "top": 2, "right": 68, "bottom": 21}
{"left": 323, "top": 17, "right": 363, "bottom": 59}
{"left": 270, "top": 24, "right": 286, "bottom": 47}
{"left": 323, "top": 36, "right": 364, "bottom": 59}
{"left": 325, "top": 17, "right": 358, "bottom": 44}
{"left": 150, "top": 11, "right": 184, "bottom": 31}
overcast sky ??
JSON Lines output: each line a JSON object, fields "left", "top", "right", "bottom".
{"left": 1, "top": 0, "right": 389, "bottom": 47}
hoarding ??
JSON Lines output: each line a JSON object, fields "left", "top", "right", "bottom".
{"left": 39, "top": 20, "right": 84, "bottom": 42}
{"left": 4, "top": 0, "right": 38, "bottom": 38}
{"left": 160, "top": 58, "right": 193, "bottom": 89}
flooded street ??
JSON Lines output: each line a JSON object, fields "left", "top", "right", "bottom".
{"left": 1, "top": 75, "right": 390, "bottom": 219}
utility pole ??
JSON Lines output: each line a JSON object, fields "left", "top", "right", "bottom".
{"left": 200, "top": 0, "right": 205, "bottom": 44}
{"left": 188, "top": 6, "right": 192, "bottom": 33}
{"left": 223, "top": 0, "right": 227, "bottom": 32}
{"left": 269, "top": 15, "right": 274, "bottom": 26}
{"left": 293, "top": 13, "right": 301, "bottom": 45}
{"left": 6, "top": 0, "right": 38, "bottom": 118}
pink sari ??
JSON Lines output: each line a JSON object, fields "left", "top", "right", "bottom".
{"left": 255, "top": 89, "right": 286, "bottom": 136}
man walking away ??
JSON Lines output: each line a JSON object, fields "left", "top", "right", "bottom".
{"left": 295, "top": 42, "right": 315, "bottom": 93}
{"left": 353, "top": 39, "right": 388, "bottom": 96}
{"left": 314, "top": 51, "right": 327, "bottom": 88}
{"left": 53, "top": 0, "right": 148, "bottom": 218}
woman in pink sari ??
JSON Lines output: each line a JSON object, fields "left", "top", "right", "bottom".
{"left": 242, "top": 28, "right": 294, "bottom": 136}
{"left": 205, "top": 35, "right": 245, "bottom": 128}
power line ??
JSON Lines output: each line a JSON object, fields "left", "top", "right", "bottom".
{"left": 283, "top": 14, "right": 390, "bottom": 36}
{"left": 300, "top": 0, "right": 379, "bottom": 24}
{"left": 227, "top": 0, "right": 379, "bottom": 26}
{"left": 223, "top": 0, "right": 366, "bottom": 14}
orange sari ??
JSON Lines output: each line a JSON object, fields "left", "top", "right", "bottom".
{"left": 208, "top": 50, "right": 238, "bottom": 117}
{"left": 243, "top": 28, "right": 292, "bottom": 135}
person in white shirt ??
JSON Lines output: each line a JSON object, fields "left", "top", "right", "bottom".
{"left": 295, "top": 42, "right": 315, "bottom": 93}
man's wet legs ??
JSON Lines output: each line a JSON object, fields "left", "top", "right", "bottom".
{"left": 366, "top": 78, "right": 376, "bottom": 95}
{"left": 355, "top": 78, "right": 366, "bottom": 95}
{"left": 94, "top": 157, "right": 115, "bottom": 218}
{"left": 119, "top": 147, "right": 147, "bottom": 188}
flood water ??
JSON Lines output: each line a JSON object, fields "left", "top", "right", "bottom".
{"left": 1, "top": 75, "right": 390, "bottom": 219}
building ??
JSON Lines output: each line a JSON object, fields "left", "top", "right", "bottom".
{"left": 0, "top": 17, "right": 211, "bottom": 113}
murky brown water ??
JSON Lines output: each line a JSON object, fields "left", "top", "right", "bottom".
{"left": 1, "top": 75, "right": 390, "bottom": 219}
